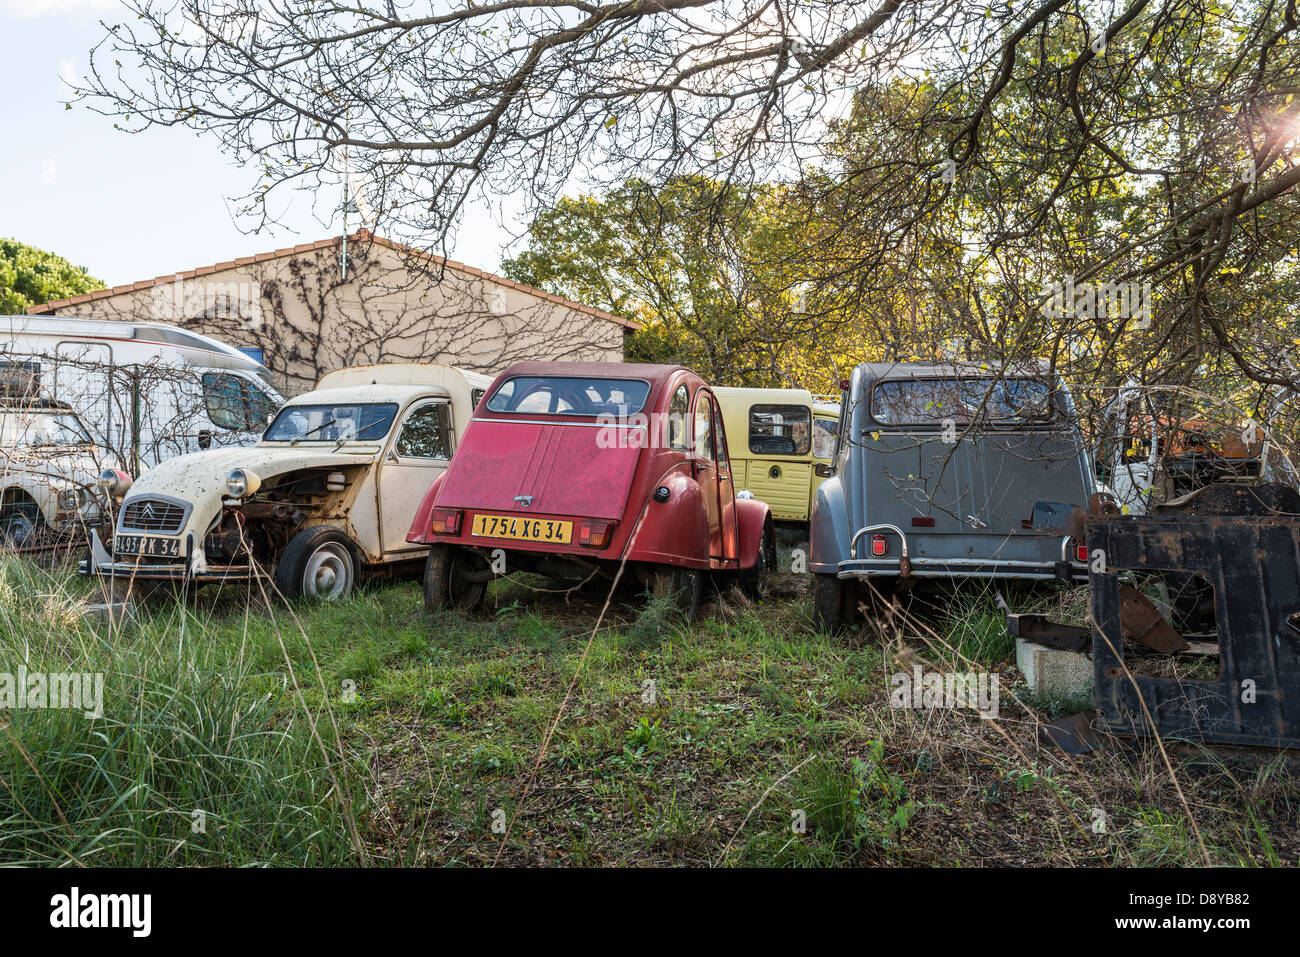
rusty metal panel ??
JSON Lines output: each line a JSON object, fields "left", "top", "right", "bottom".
{"left": 1089, "top": 508, "right": 1300, "bottom": 748}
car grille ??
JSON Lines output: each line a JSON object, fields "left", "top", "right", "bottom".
{"left": 120, "top": 498, "right": 187, "bottom": 533}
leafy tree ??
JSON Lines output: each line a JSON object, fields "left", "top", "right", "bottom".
{"left": 0, "top": 239, "right": 104, "bottom": 314}
{"left": 504, "top": 177, "right": 854, "bottom": 388}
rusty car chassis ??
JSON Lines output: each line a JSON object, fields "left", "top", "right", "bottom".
{"left": 1009, "top": 484, "right": 1300, "bottom": 751}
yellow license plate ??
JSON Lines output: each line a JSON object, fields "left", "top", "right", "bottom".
{"left": 471, "top": 513, "right": 573, "bottom": 544}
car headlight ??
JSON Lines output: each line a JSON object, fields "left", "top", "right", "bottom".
{"left": 58, "top": 487, "right": 88, "bottom": 511}
{"left": 226, "top": 467, "right": 262, "bottom": 499}
{"left": 98, "top": 468, "right": 133, "bottom": 498}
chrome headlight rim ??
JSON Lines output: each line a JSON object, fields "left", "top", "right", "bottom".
{"left": 56, "top": 487, "right": 91, "bottom": 512}
{"left": 98, "top": 468, "right": 133, "bottom": 498}
{"left": 225, "top": 467, "right": 261, "bottom": 499}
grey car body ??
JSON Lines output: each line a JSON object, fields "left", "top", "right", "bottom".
{"left": 810, "top": 362, "right": 1096, "bottom": 625}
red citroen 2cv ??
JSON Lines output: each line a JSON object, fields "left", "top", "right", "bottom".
{"left": 407, "top": 362, "right": 775, "bottom": 621}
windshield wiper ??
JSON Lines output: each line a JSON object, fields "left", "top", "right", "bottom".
{"left": 290, "top": 418, "right": 337, "bottom": 445}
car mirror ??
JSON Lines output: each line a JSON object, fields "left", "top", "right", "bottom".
{"left": 815, "top": 463, "right": 834, "bottom": 478}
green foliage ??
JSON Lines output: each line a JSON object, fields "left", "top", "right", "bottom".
{"left": 503, "top": 177, "right": 854, "bottom": 389}
{"left": 0, "top": 238, "right": 104, "bottom": 313}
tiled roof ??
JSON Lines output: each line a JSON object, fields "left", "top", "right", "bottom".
{"left": 26, "top": 230, "right": 640, "bottom": 330}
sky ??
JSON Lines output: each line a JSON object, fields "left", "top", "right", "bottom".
{"left": 0, "top": 0, "right": 518, "bottom": 288}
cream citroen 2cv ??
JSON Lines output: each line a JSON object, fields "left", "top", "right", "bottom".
{"left": 83, "top": 363, "right": 490, "bottom": 601}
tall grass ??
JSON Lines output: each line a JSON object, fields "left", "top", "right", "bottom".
{"left": 0, "top": 558, "right": 360, "bottom": 866}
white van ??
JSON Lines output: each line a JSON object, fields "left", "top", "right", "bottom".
{"left": 0, "top": 316, "right": 284, "bottom": 471}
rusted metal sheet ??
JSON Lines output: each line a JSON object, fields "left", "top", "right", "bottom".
{"left": 1006, "top": 613, "right": 1090, "bottom": 652}
{"left": 1089, "top": 483, "right": 1300, "bottom": 748}
{"left": 1039, "top": 710, "right": 1099, "bottom": 754}
{"left": 1118, "top": 584, "right": 1188, "bottom": 654}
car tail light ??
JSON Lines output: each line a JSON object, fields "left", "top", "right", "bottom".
{"left": 579, "top": 519, "right": 616, "bottom": 548}
{"left": 912, "top": 516, "right": 935, "bottom": 528}
{"left": 1074, "top": 540, "right": 1089, "bottom": 563}
{"left": 871, "top": 534, "right": 888, "bottom": 557}
{"left": 429, "top": 507, "right": 462, "bottom": 535}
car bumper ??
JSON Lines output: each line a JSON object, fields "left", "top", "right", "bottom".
{"left": 76, "top": 529, "right": 256, "bottom": 583}
{"left": 833, "top": 559, "right": 1088, "bottom": 582}
{"left": 823, "top": 524, "right": 1089, "bottom": 582}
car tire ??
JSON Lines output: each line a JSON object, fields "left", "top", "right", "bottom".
{"left": 738, "top": 521, "right": 774, "bottom": 601}
{"left": 813, "top": 572, "right": 855, "bottom": 633}
{"left": 275, "top": 526, "right": 358, "bottom": 601}
{"left": 423, "top": 544, "right": 489, "bottom": 613}
{"left": 652, "top": 565, "right": 702, "bottom": 624}
{"left": 0, "top": 502, "right": 43, "bottom": 549}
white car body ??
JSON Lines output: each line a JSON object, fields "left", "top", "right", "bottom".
{"left": 0, "top": 316, "right": 284, "bottom": 470}
{"left": 82, "top": 363, "right": 490, "bottom": 599}
{"left": 0, "top": 399, "right": 114, "bottom": 546}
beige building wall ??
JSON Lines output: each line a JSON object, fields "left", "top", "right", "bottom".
{"left": 29, "top": 232, "right": 635, "bottom": 395}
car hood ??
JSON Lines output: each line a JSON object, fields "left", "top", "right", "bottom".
{"left": 122, "top": 445, "right": 376, "bottom": 513}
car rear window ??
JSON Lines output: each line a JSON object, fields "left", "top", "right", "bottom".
{"left": 485, "top": 376, "right": 651, "bottom": 416}
{"left": 749, "top": 404, "right": 811, "bottom": 455}
{"left": 872, "top": 377, "right": 1057, "bottom": 426}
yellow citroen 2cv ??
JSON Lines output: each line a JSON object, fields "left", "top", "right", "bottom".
{"left": 713, "top": 387, "right": 840, "bottom": 522}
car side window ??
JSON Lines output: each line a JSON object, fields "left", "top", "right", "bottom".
{"left": 395, "top": 403, "right": 452, "bottom": 459}
{"left": 202, "top": 373, "right": 248, "bottom": 431}
{"left": 668, "top": 384, "right": 689, "bottom": 450}
{"left": 202, "top": 373, "right": 278, "bottom": 432}
{"left": 813, "top": 417, "right": 838, "bottom": 459}
{"left": 694, "top": 396, "right": 716, "bottom": 462}
{"left": 711, "top": 400, "right": 731, "bottom": 473}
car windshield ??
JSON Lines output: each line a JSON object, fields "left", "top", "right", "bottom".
{"left": 0, "top": 410, "right": 93, "bottom": 447}
{"left": 872, "top": 377, "right": 1057, "bottom": 426}
{"left": 263, "top": 403, "right": 399, "bottom": 442}
{"left": 485, "top": 376, "right": 651, "bottom": 416}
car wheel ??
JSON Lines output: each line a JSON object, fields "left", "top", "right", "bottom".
{"left": 813, "top": 572, "right": 856, "bottom": 633}
{"left": 651, "top": 565, "right": 701, "bottom": 624}
{"left": 737, "top": 521, "right": 774, "bottom": 601}
{"left": 276, "top": 526, "right": 357, "bottom": 601}
{"left": 423, "top": 544, "right": 489, "bottom": 613}
{"left": 0, "top": 502, "right": 42, "bottom": 549}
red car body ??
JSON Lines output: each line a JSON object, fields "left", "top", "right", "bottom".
{"left": 407, "top": 362, "right": 774, "bottom": 616}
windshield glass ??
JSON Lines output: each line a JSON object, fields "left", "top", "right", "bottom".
{"left": 872, "top": 378, "right": 1057, "bottom": 426}
{"left": 264, "top": 403, "right": 399, "bottom": 442}
{"left": 0, "top": 410, "right": 93, "bottom": 447}
{"left": 486, "top": 376, "right": 651, "bottom": 416}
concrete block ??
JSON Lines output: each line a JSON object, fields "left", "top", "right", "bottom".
{"left": 1016, "top": 638, "right": 1095, "bottom": 702}
{"left": 81, "top": 602, "right": 137, "bottom": 626}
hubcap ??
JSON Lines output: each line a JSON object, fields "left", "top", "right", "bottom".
{"left": 303, "top": 543, "right": 353, "bottom": 600}
{"left": 2, "top": 514, "right": 34, "bottom": 548}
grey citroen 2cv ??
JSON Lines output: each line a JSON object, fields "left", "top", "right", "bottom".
{"left": 809, "top": 362, "right": 1096, "bottom": 630}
